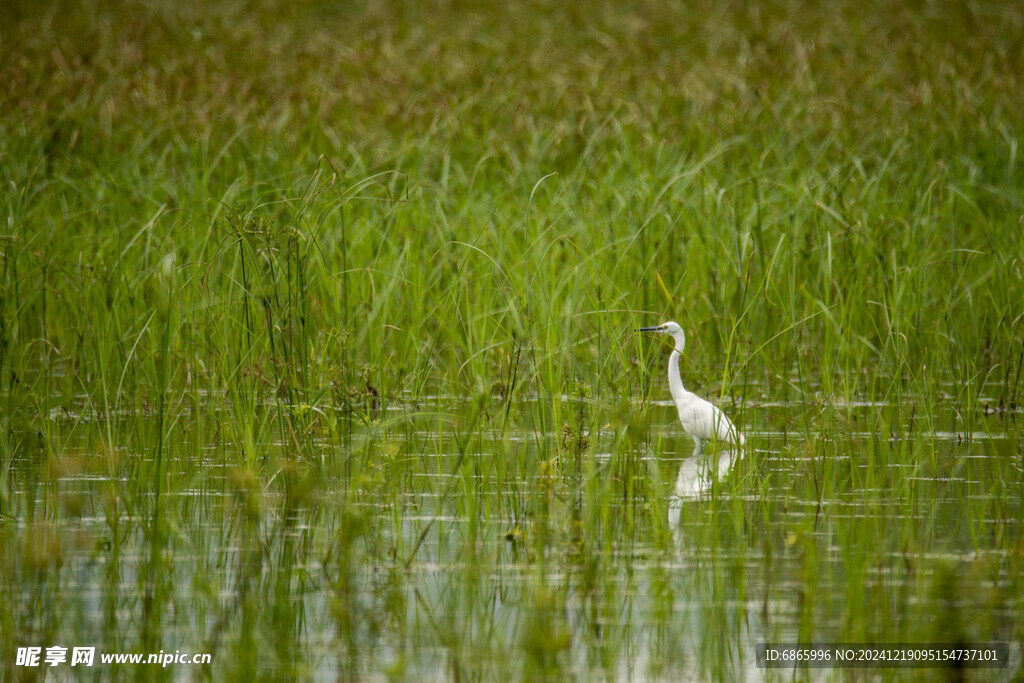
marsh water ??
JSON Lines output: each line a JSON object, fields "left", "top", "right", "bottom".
{"left": 5, "top": 378, "right": 1021, "bottom": 681}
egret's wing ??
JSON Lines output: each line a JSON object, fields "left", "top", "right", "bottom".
{"left": 711, "top": 406, "right": 740, "bottom": 443}
{"left": 679, "top": 399, "right": 742, "bottom": 444}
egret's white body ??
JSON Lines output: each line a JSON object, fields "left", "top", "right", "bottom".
{"left": 639, "top": 322, "right": 744, "bottom": 453}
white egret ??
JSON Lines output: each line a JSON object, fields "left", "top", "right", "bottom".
{"left": 638, "top": 322, "right": 745, "bottom": 453}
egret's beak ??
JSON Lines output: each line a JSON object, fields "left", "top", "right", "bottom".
{"left": 637, "top": 326, "right": 664, "bottom": 333}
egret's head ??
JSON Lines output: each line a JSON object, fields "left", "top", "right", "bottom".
{"left": 637, "top": 321, "right": 686, "bottom": 352}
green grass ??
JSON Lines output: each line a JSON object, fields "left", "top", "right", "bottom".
{"left": 2, "top": 0, "right": 1023, "bottom": 679}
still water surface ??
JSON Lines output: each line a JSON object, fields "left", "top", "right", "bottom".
{"left": 5, "top": 389, "right": 1022, "bottom": 680}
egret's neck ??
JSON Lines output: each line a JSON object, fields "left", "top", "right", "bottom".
{"left": 668, "top": 348, "right": 688, "bottom": 401}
